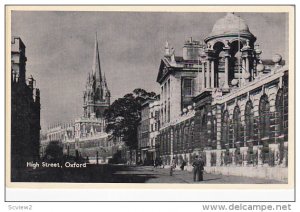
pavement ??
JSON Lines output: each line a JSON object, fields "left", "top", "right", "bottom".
{"left": 113, "top": 166, "right": 285, "bottom": 184}
{"left": 14, "top": 164, "right": 285, "bottom": 184}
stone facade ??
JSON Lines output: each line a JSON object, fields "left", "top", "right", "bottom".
{"left": 11, "top": 37, "right": 41, "bottom": 179}
{"left": 138, "top": 99, "right": 160, "bottom": 164}
{"left": 156, "top": 13, "right": 289, "bottom": 180}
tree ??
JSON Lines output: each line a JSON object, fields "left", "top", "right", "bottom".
{"left": 104, "top": 88, "right": 157, "bottom": 150}
{"left": 44, "top": 141, "right": 63, "bottom": 163}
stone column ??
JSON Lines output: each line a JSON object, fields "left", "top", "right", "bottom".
{"left": 216, "top": 104, "right": 222, "bottom": 166}
{"left": 205, "top": 150, "right": 211, "bottom": 167}
{"left": 211, "top": 60, "right": 215, "bottom": 88}
{"left": 245, "top": 57, "right": 249, "bottom": 73}
{"left": 170, "top": 128, "right": 174, "bottom": 159}
{"left": 281, "top": 141, "right": 288, "bottom": 167}
{"left": 224, "top": 54, "right": 230, "bottom": 89}
{"left": 230, "top": 148, "right": 236, "bottom": 166}
{"left": 269, "top": 143, "right": 280, "bottom": 166}
{"left": 241, "top": 58, "right": 246, "bottom": 86}
{"left": 206, "top": 60, "right": 211, "bottom": 88}
{"left": 202, "top": 62, "right": 205, "bottom": 89}
{"left": 257, "top": 145, "right": 263, "bottom": 166}
{"left": 240, "top": 146, "right": 248, "bottom": 166}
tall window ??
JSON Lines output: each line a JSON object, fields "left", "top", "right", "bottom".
{"left": 176, "top": 128, "right": 180, "bottom": 153}
{"left": 233, "top": 106, "right": 241, "bottom": 144}
{"left": 167, "top": 104, "right": 170, "bottom": 122}
{"left": 259, "top": 95, "right": 270, "bottom": 138}
{"left": 212, "top": 118, "right": 217, "bottom": 143}
{"left": 245, "top": 101, "right": 254, "bottom": 142}
{"left": 222, "top": 110, "right": 229, "bottom": 147}
{"left": 180, "top": 126, "right": 184, "bottom": 153}
{"left": 201, "top": 114, "right": 207, "bottom": 147}
{"left": 275, "top": 89, "right": 284, "bottom": 135}
{"left": 182, "top": 78, "right": 193, "bottom": 96}
{"left": 173, "top": 128, "right": 178, "bottom": 153}
{"left": 190, "top": 122, "right": 194, "bottom": 150}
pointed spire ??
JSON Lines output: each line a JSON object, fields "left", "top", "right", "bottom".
{"left": 165, "top": 40, "right": 170, "bottom": 56}
{"left": 92, "top": 32, "right": 102, "bottom": 83}
{"left": 165, "top": 40, "right": 169, "bottom": 48}
{"left": 103, "top": 72, "right": 107, "bottom": 86}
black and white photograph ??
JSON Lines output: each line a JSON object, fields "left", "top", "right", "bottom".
{"left": 6, "top": 5, "right": 294, "bottom": 192}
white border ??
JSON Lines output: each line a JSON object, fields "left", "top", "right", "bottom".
{"left": 1, "top": 0, "right": 298, "bottom": 207}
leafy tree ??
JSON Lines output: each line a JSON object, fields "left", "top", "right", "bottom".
{"left": 104, "top": 88, "right": 157, "bottom": 150}
{"left": 44, "top": 141, "right": 63, "bottom": 162}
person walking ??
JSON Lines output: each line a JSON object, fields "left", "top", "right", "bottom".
{"left": 192, "top": 155, "right": 200, "bottom": 181}
{"left": 198, "top": 155, "right": 205, "bottom": 181}
{"left": 180, "top": 159, "right": 187, "bottom": 171}
{"left": 170, "top": 157, "right": 176, "bottom": 176}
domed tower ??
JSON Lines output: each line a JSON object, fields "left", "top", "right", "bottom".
{"left": 202, "top": 13, "right": 260, "bottom": 90}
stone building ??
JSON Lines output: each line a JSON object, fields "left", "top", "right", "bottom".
{"left": 40, "top": 121, "right": 75, "bottom": 157}
{"left": 156, "top": 37, "right": 204, "bottom": 165}
{"left": 40, "top": 35, "right": 120, "bottom": 164}
{"left": 149, "top": 100, "right": 161, "bottom": 160}
{"left": 11, "top": 37, "right": 41, "bottom": 178}
{"left": 156, "top": 13, "right": 288, "bottom": 180}
{"left": 137, "top": 99, "right": 160, "bottom": 164}
{"left": 83, "top": 33, "right": 110, "bottom": 119}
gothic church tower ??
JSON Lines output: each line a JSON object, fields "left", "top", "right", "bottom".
{"left": 83, "top": 34, "right": 111, "bottom": 118}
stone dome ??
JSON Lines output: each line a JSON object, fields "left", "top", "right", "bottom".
{"left": 205, "top": 13, "right": 254, "bottom": 41}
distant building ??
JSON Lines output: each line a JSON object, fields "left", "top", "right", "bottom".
{"left": 40, "top": 35, "right": 121, "bottom": 163}
{"left": 138, "top": 98, "right": 160, "bottom": 164}
{"left": 156, "top": 13, "right": 288, "bottom": 180}
{"left": 83, "top": 34, "right": 110, "bottom": 119}
{"left": 11, "top": 37, "right": 41, "bottom": 175}
{"left": 149, "top": 100, "right": 160, "bottom": 160}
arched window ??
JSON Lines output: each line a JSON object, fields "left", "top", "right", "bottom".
{"left": 245, "top": 101, "right": 254, "bottom": 142}
{"left": 184, "top": 125, "right": 189, "bottom": 151}
{"left": 233, "top": 106, "right": 242, "bottom": 144}
{"left": 201, "top": 114, "right": 207, "bottom": 147}
{"left": 168, "top": 131, "right": 171, "bottom": 154}
{"left": 259, "top": 94, "right": 270, "bottom": 139}
{"left": 190, "top": 121, "right": 195, "bottom": 151}
{"left": 275, "top": 89, "right": 284, "bottom": 135}
{"left": 211, "top": 117, "right": 217, "bottom": 146}
{"left": 180, "top": 126, "right": 184, "bottom": 153}
{"left": 173, "top": 128, "right": 177, "bottom": 154}
{"left": 221, "top": 110, "right": 229, "bottom": 147}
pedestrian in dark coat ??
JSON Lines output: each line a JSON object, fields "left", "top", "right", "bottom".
{"left": 198, "top": 155, "right": 205, "bottom": 181}
{"left": 192, "top": 155, "right": 200, "bottom": 181}
{"left": 180, "top": 160, "right": 187, "bottom": 171}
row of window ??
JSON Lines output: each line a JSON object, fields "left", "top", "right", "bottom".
{"left": 158, "top": 88, "right": 287, "bottom": 156}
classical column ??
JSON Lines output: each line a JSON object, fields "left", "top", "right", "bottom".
{"left": 211, "top": 60, "right": 215, "bottom": 88}
{"left": 202, "top": 62, "right": 205, "bottom": 89}
{"left": 224, "top": 54, "right": 230, "bottom": 89}
{"left": 206, "top": 151, "right": 212, "bottom": 167}
{"left": 206, "top": 60, "right": 211, "bottom": 88}
{"left": 241, "top": 58, "right": 246, "bottom": 86}
{"left": 245, "top": 57, "right": 249, "bottom": 73}
{"left": 170, "top": 128, "right": 174, "bottom": 158}
{"left": 216, "top": 104, "right": 222, "bottom": 166}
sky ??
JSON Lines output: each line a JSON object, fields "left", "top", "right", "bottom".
{"left": 11, "top": 11, "right": 288, "bottom": 130}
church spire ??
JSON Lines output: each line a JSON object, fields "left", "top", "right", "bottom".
{"left": 103, "top": 72, "right": 108, "bottom": 87}
{"left": 92, "top": 32, "right": 102, "bottom": 83}
{"left": 83, "top": 34, "right": 110, "bottom": 119}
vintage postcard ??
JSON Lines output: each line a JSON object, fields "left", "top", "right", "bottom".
{"left": 5, "top": 5, "right": 295, "bottom": 196}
